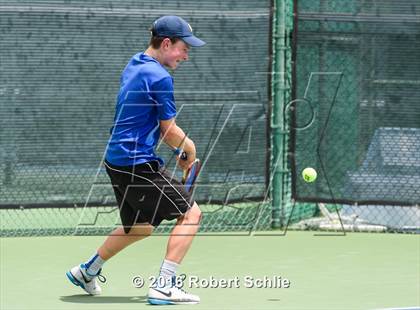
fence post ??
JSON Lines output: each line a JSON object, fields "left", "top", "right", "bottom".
{"left": 271, "top": 0, "right": 288, "bottom": 228}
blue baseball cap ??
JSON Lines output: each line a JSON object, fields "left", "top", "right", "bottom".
{"left": 151, "top": 16, "right": 206, "bottom": 47}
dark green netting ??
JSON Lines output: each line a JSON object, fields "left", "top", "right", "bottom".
{"left": 0, "top": 1, "right": 272, "bottom": 236}
{"left": 292, "top": 0, "right": 420, "bottom": 206}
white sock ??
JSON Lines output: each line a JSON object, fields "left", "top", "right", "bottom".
{"left": 158, "top": 259, "right": 179, "bottom": 287}
{"left": 84, "top": 253, "right": 105, "bottom": 278}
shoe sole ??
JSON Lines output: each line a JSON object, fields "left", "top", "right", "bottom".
{"left": 66, "top": 271, "right": 85, "bottom": 289}
{"left": 66, "top": 270, "right": 101, "bottom": 296}
{"left": 147, "top": 298, "right": 199, "bottom": 305}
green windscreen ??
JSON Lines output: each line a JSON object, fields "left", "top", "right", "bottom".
{"left": 292, "top": 0, "right": 420, "bottom": 206}
{"left": 0, "top": 1, "right": 272, "bottom": 236}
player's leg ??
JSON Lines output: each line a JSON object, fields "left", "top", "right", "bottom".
{"left": 165, "top": 202, "right": 201, "bottom": 263}
{"left": 147, "top": 168, "right": 202, "bottom": 305}
{"left": 66, "top": 223, "right": 154, "bottom": 295}
{"left": 148, "top": 204, "right": 201, "bottom": 305}
{"left": 98, "top": 223, "right": 154, "bottom": 260}
{"left": 66, "top": 161, "right": 154, "bottom": 295}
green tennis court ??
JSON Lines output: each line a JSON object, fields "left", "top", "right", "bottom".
{"left": 1, "top": 231, "right": 419, "bottom": 310}
{"left": 1, "top": 1, "right": 420, "bottom": 310}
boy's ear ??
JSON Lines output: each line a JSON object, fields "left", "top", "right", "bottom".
{"left": 161, "top": 38, "right": 172, "bottom": 49}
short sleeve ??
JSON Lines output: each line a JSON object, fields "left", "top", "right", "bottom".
{"left": 151, "top": 76, "right": 177, "bottom": 120}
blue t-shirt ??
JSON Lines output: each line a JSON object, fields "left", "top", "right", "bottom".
{"left": 105, "top": 53, "right": 176, "bottom": 166}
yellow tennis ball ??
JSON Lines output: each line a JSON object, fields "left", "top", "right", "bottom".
{"left": 302, "top": 167, "right": 317, "bottom": 182}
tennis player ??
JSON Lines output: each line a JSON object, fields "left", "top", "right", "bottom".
{"left": 66, "top": 16, "right": 205, "bottom": 305}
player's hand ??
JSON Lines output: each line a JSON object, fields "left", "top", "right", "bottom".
{"left": 177, "top": 151, "right": 195, "bottom": 170}
{"left": 177, "top": 159, "right": 190, "bottom": 170}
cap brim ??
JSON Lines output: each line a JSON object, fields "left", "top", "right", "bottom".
{"left": 181, "top": 35, "right": 206, "bottom": 47}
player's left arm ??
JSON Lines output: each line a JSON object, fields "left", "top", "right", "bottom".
{"left": 160, "top": 118, "right": 196, "bottom": 169}
{"left": 152, "top": 76, "right": 195, "bottom": 168}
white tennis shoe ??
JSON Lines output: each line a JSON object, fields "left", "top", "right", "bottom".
{"left": 147, "top": 277, "right": 200, "bottom": 305}
{"left": 66, "top": 264, "right": 106, "bottom": 296}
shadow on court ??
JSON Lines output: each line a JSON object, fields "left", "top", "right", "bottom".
{"left": 60, "top": 295, "right": 148, "bottom": 304}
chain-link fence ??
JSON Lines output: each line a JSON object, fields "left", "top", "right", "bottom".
{"left": 2, "top": 0, "right": 419, "bottom": 237}
{"left": 0, "top": 0, "right": 272, "bottom": 236}
{"left": 289, "top": 0, "right": 419, "bottom": 232}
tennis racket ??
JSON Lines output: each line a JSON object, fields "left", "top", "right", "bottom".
{"left": 173, "top": 148, "right": 201, "bottom": 193}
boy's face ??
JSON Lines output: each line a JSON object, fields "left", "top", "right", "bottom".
{"left": 161, "top": 39, "right": 190, "bottom": 70}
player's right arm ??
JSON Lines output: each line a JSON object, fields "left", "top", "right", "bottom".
{"left": 160, "top": 118, "right": 196, "bottom": 169}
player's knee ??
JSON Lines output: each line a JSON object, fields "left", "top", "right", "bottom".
{"left": 128, "top": 223, "right": 153, "bottom": 240}
{"left": 178, "top": 203, "right": 201, "bottom": 225}
{"left": 187, "top": 203, "right": 202, "bottom": 225}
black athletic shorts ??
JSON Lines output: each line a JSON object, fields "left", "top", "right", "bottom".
{"left": 104, "top": 160, "right": 193, "bottom": 233}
